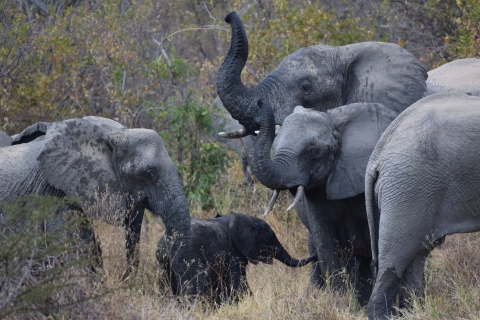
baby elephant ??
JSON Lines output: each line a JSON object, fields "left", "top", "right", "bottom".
{"left": 156, "top": 212, "right": 316, "bottom": 304}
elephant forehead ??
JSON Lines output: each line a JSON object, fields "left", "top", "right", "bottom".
{"left": 280, "top": 45, "right": 336, "bottom": 75}
{"left": 126, "top": 129, "right": 166, "bottom": 153}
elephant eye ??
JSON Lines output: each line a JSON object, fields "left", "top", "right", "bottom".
{"left": 300, "top": 81, "right": 312, "bottom": 94}
{"left": 309, "top": 146, "right": 320, "bottom": 158}
{"left": 140, "top": 168, "right": 156, "bottom": 181}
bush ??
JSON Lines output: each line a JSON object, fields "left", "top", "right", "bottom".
{"left": 0, "top": 195, "right": 103, "bottom": 318}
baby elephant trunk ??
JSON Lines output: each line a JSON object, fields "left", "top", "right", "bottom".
{"left": 275, "top": 246, "right": 317, "bottom": 267}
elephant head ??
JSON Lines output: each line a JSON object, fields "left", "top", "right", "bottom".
{"left": 17, "top": 116, "right": 193, "bottom": 291}
{"left": 250, "top": 99, "right": 396, "bottom": 210}
{"left": 216, "top": 12, "right": 427, "bottom": 136}
{"left": 228, "top": 212, "right": 316, "bottom": 267}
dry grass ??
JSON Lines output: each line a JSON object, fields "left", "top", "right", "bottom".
{"left": 7, "top": 160, "right": 480, "bottom": 319}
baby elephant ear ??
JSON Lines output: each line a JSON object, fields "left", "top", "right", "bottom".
{"left": 228, "top": 212, "right": 260, "bottom": 264}
{"left": 38, "top": 117, "right": 125, "bottom": 211}
{"left": 326, "top": 103, "right": 397, "bottom": 200}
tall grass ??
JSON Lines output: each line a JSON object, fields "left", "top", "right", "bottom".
{"left": 4, "top": 160, "right": 480, "bottom": 319}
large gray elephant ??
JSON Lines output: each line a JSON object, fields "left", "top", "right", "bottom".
{"left": 0, "top": 116, "right": 194, "bottom": 291}
{"left": 216, "top": 12, "right": 427, "bottom": 137}
{"left": 0, "top": 131, "right": 11, "bottom": 147}
{"left": 426, "top": 58, "right": 480, "bottom": 96}
{"left": 365, "top": 93, "right": 480, "bottom": 319}
{"left": 248, "top": 98, "right": 396, "bottom": 304}
{"left": 157, "top": 212, "right": 316, "bottom": 304}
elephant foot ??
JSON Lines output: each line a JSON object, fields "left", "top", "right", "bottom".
{"left": 367, "top": 267, "right": 401, "bottom": 320}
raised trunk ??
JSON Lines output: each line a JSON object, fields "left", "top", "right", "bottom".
{"left": 275, "top": 244, "right": 317, "bottom": 267}
{"left": 216, "top": 12, "right": 259, "bottom": 133}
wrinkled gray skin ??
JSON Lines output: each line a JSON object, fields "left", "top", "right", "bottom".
{"left": 0, "top": 117, "right": 194, "bottom": 292}
{"left": 216, "top": 12, "right": 427, "bottom": 135}
{"left": 210, "top": 97, "right": 254, "bottom": 184}
{"left": 0, "top": 131, "right": 11, "bottom": 147}
{"left": 157, "top": 212, "right": 316, "bottom": 304}
{"left": 366, "top": 93, "right": 480, "bottom": 319}
{"left": 426, "top": 58, "right": 480, "bottom": 97}
{"left": 250, "top": 99, "right": 396, "bottom": 304}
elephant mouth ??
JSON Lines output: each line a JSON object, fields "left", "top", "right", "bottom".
{"left": 263, "top": 185, "right": 305, "bottom": 217}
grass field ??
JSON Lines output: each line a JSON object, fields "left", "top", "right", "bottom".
{"left": 5, "top": 160, "right": 480, "bottom": 319}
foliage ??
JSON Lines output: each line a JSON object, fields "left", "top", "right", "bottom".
{"left": 150, "top": 88, "right": 231, "bottom": 210}
{"left": 445, "top": 0, "right": 480, "bottom": 59}
{"left": 0, "top": 195, "right": 101, "bottom": 318}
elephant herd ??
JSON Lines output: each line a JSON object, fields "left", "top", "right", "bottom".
{"left": 1, "top": 10, "right": 480, "bottom": 320}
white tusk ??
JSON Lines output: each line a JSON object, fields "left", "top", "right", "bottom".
{"left": 218, "top": 128, "right": 250, "bottom": 139}
{"left": 263, "top": 190, "right": 280, "bottom": 217}
{"left": 275, "top": 125, "right": 282, "bottom": 136}
{"left": 287, "top": 186, "right": 304, "bottom": 212}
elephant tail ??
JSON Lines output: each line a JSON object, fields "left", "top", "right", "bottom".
{"left": 365, "top": 166, "right": 379, "bottom": 277}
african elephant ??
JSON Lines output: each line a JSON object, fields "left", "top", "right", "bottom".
{"left": 0, "top": 131, "right": 11, "bottom": 147}
{"left": 157, "top": 212, "right": 316, "bottom": 304}
{"left": 365, "top": 93, "right": 480, "bottom": 319}
{"left": 0, "top": 116, "right": 194, "bottom": 291}
{"left": 216, "top": 12, "right": 427, "bottom": 137}
{"left": 426, "top": 58, "right": 480, "bottom": 97}
{"left": 248, "top": 98, "right": 396, "bottom": 304}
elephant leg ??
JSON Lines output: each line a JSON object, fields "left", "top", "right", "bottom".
{"left": 354, "top": 256, "right": 374, "bottom": 307}
{"left": 307, "top": 203, "right": 343, "bottom": 292}
{"left": 367, "top": 267, "right": 402, "bottom": 320}
{"left": 228, "top": 261, "right": 250, "bottom": 301}
{"left": 307, "top": 232, "right": 325, "bottom": 291}
{"left": 123, "top": 206, "right": 145, "bottom": 280}
{"left": 398, "top": 247, "right": 431, "bottom": 310}
{"left": 78, "top": 214, "right": 103, "bottom": 272}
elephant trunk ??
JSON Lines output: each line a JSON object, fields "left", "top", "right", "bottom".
{"left": 275, "top": 244, "right": 317, "bottom": 267}
{"left": 150, "top": 183, "right": 193, "bottom": 296}
{"left": 216, "top": 12, "right": 260, "bottom": 133}
{"left": 250, "top": 99, "right": 308, "bottom": 190}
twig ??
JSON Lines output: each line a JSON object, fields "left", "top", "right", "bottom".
{"left": 203, "top": 2, "right": 216, "bottom": 27}
{"left": 153, "top": 38, "right": 171, "bottom": 67}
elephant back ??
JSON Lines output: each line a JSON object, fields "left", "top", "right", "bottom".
{"left": 426, "top": 58, "right": 480, "bottom": 97}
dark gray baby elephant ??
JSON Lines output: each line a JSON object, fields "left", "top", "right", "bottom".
{"left": 156, "top": 212, "right": 316, "bottom": 304}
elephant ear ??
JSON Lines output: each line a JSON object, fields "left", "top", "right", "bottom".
{"left": 11, "top": 122, "right": 50, "bottom": 145}
{"left": 228, "top": 212, "right": 260, "bottom": 264}
{"left": 340, "top": 42, "right": 427, "bottom": 114}
{"left": 38, "top": 117, "right": 126, "bottom": 211}
{"left": 326, "top": 103, "right": 396, "bottom": 200}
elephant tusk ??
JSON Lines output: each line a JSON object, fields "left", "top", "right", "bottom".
{"left": 263, "top": 190, "right": 280, "bottom": 217}
{"left": 287, "top": 186, "right": 304, "bottom": 212}
{"left": 275, "top": 125, "right": 281, "bottom": 136}
{"left": 218, "top": 128, "right": 252, "bottom": 139}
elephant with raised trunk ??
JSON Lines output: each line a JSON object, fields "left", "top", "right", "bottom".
{"left": 248, "top": 98, "right": 396, "bottom": 304}
{"left": 366, "top": 93, "right": 480, "bottom": 319}
{"left": 157, "top": 212, "right": 316, "bottom": 304}
{"left": 0, "top": 116, "right": 194, "bottom": 292}
{"left": 216, "top": 12, "right": 427, "bottom": 138}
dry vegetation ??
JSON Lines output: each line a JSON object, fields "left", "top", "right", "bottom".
{"left": 7, "top": 161, "right": 479, "bottom": 320}
{"left": 2, "top": 0, "right": 480, "bottom": 319}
